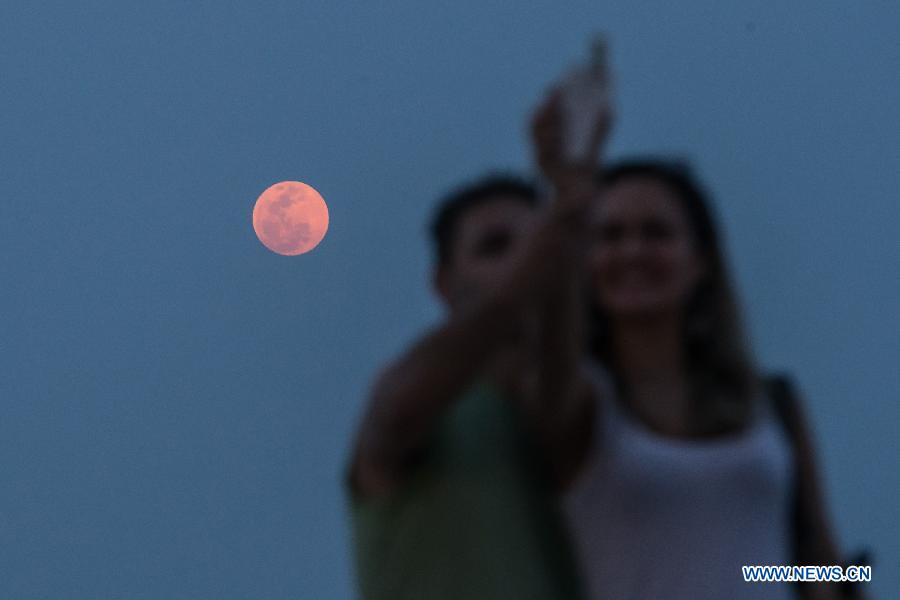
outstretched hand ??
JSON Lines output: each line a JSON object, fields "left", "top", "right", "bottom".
{"left": 529, "top": 84, "right": 613, "bottom": 191}
{"left": 488, "top": 72, "right": 616, "bottom": 323}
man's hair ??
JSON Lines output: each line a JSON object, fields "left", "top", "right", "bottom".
{"left": 429, "top": 174, "right": 539, "bottom": 267}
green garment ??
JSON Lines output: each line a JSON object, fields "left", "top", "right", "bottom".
{"left": 347, "top": 382, "right": 583, "bottom": 600}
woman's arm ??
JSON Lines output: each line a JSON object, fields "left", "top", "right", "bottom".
{"left": 528, "top": 227, "right": 596, "bottom": 490}
{"left": 523, "top": 83, "right": 612, "bottom": 491}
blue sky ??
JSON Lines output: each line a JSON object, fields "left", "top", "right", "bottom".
{"left": 2, "top": 2, "right": 897, "bottom": 598}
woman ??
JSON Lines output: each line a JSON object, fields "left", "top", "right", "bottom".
{"left": 560, "top": 159, "right": 854, "bottom": 600}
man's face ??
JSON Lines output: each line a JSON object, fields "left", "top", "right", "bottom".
{"left": 438, "top": 196, "right": 537, "bottom": 311}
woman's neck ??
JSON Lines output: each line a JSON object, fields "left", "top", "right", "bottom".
{"left": 609, "top": 314, "right": 693, "bottom": 434}
{"left": 611, "top": 314, "right": 685, "bottom": 383}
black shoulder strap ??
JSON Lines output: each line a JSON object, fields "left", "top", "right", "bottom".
{"left": 765, "top": 372, "right": 799, "bottom": 446}
{"left": 765, "top": 373, "right": 873, "bottom": 600}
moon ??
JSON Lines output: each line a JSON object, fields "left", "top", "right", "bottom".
{"left": 252, "top": 181, "right": 329, "bottom": 256}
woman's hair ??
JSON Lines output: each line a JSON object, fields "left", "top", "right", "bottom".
{"left": 591, "top": 158, "right": 761, "bottom": 435}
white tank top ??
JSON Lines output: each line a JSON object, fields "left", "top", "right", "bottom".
{"left": 562, "top": 362, "right": 795, "bottom": 600}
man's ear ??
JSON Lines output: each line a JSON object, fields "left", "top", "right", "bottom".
{"left": 432, "top": 265, "right": 453, "bottom": 306}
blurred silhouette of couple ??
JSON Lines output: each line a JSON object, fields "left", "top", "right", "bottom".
{"left": 344, "top": 40, "right": 867, "bottom": 600}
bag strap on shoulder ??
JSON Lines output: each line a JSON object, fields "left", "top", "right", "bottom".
{"left": 764, "top": 372, "right": 799, "bottom": 443}
{"left": 764, "top": 372, "right": 873, "bottom": 600}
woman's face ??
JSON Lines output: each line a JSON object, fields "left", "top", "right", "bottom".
{"left": 588, "top": 176, "right": 706, "bottom": 319}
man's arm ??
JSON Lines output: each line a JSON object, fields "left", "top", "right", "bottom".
{"left": 349, "top": 202, "right": 584, "bottom": 498}
{"left": 349, "top": 292, "right": 521, "bottom": 498}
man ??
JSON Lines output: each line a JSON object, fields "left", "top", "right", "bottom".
{"left": 346, "top": 94, "right": 609, "bottom": 600}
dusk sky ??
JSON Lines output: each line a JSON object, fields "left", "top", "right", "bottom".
{"left": 2, "top": 2, "right": 898, "bottom": 598}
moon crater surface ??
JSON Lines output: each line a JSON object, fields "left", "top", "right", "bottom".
{"left": 253, "top": 181, "right": 329, "bottom": 256}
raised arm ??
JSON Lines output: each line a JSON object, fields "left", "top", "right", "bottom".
{"left": 349, "top": 292, "right": 520, "bottom": 498}
{"left": 349, "top": 195, "right": 589, "bottom": 498}
{"left": 522, "top": 85, "right": 612, "bottom": 490}
{"left": 528, "top": 231, "right": 596, "bottom": 490}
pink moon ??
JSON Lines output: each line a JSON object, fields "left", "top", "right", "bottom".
{"left": 252, "top": 181, "right": 329, "bottom": 256}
